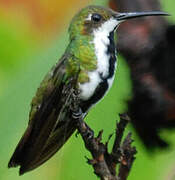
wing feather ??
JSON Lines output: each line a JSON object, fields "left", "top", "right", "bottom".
{"left": 8, "top": 55, "right": 79, "bottom": 174}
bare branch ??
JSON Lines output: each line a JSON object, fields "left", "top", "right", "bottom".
{"left": 75, "top": 113, "right": 137, "bottom": 180}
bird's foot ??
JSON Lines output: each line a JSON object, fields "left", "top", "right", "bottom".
{"left": 76, "top": 117, "right": 94, "bottom": 140}
{"left": 83, "top": 126, "right": 94, "bottom": 140}
{"left": 72, "top": 107, "right": 83, "bottom": 120}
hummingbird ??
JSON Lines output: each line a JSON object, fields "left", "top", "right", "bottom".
{"left": 8, "top": 5, "right": 168, "bottom": 175}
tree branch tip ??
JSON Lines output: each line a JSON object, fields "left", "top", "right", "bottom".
{"left": 105, "top": 133, "right": 114, "bottom": 146}
{"left": 84, "top": 156, "right": 96, "bottom": 165}
{"left": 119, "top": 113, "right": 131, "bottom": 122}
{"left": 96, "top": 130, "right": 104, "bottom": 141}
{"left": 123, "top": 132, "right": 134, "bottom": 146}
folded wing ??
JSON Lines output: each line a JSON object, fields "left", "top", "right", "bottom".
{"left": 8, "top": 55, "right": 78, "bottom": 174}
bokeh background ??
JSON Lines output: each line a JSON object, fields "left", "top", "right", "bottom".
{"left": 1, "top": 0, "right": 175, "bottom": 179}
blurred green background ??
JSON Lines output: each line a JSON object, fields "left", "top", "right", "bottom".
{"left": 1, "top": 0, "right": 175, "bottom": 179}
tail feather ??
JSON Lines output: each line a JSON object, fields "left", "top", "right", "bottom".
{"left": 19, "top": 120, "right": 76, "bottom": 175}
{"left": 8, "top": 125, "right": 32, "bottom": 168}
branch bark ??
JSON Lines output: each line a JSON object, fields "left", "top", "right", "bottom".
{"left": 76, "top": 113, "right": 136, "bottom": 180}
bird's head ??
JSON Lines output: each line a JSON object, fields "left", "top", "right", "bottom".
{"left": 68, "top": 5, "right": 168, "bottom": 40}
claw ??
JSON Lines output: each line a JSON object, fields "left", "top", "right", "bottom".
{"left": 82, "top": 126, "right": 94, "bottom": 140}
{"left": 85, "top": 129, "right": 94, "bottom": 140}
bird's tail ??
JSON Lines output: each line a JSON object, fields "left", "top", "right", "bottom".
{"left": 8, "top": 118, "right": 76, "bottom": 175}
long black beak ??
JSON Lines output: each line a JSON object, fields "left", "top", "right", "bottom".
{"left": 114, "top": 11, "right": 169, "bottom": 21}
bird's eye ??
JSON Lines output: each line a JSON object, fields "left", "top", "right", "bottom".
{"left": 91, "top": 13, "right": 102, "bottom": 22}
